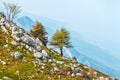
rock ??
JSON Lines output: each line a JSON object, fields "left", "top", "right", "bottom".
{"left": 15, "top": 71, "right": 19, "bottom": 76}
{"left": 93, "top": 71, "right": 98, "bottom": 77}
{"left": 42, "top": 50, "right": 50, "bottom": 58}
{"left": 40, "top": 70, "right": 44, "bottom": 73}
{"left": 11, "top": 52, "right": 23, "bottom": 59}
{"left": 12, "top": 26, "right": 20, "bottom": 33}
{"left": 16, "top": 33, "right": 24, "bottom": 38}
{"left": 28, "top": 75, "right": 35, "bottom": 79}
{"left": 76, "top": 73, "right": 83, "bottom": 77}
{"left": 73, "top": 64, "right": 78, "bottom": 68}
{"left": 4, "top": 44, "right": 8, "bottom": 48}
{"left": 25, "top": 45, "right": 29, "bottom": 49}
{"left": 72, "top": 57, "right": 78, "bottom": 63}
{"left": 3, "top": 76, "right": 12, "bottom": 80}
{"left": 37, "top": 47, "right": 42, "bottom": 52}
{"left": 84, "top": 66, "right": 89, "bottom": 69}
{"left": 34, "top": 52, "right": 43, "bottom": 59}
{"left": 104, "top": 78, "right": 109, "bottom": 80}
{"left": 56, "top": 61, "right": 64, "bottom": 64}
{"left": 71, "top": 66, "right": 74, "bottom": 71}
{"left": 42, "top": 57, "right": 48, "bottom": 62}
{"left": 1, "top": 25, "right": 8, "bottom": 34}
{"left": 99, "top": 77, "right": 107, "bottom": 80}
{"left": 41, "top": 66, "right": 45, "bottom": 69}
{"left": 75, "top": 68, "right": 81, "bottom": 73}
{"left": 23, "top": 37, "right": 35, "bottom": 46}
{"left": 54, "top": 66, "right": 59, "bottom": 72}
{"left": 11, "top": 41, "right": 18, "bottom": 45}
{"left": 29, "top": 47, "right": 33, "bottom": 52}
{"left": 33, "top": 49, "right": 37, "bottom": 53}
{"left": 12, "top": 35, "right": 21, "bottom": 42}
{"left": 36, "top": 38, "right": 42, "bottom": 46}
{"left": 48, "top": 59, "right": 53, "bottom": 63}
{"left": 1, "top": 61, "right": 6, "bottom": 65}
{"left": 71, "top": 73, "right": 75, "bottom": 77}
{"left": 67, "top": 71, "right": 71, "bottom": 75}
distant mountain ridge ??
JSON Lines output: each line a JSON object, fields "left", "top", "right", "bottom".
{"left": 16, "top": 16, "right": 35, "bottom": 31}
{"left": 16, "top": 14, "right": 120, "bottom": 79}
{"left": 69, "top": 48, "right": 120, "bottom": 78}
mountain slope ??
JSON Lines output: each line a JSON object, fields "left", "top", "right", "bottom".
{"left": 0, "top": 12, "right": 115, "bottom": 80}
{"left": 16, "top": 15, "right": 120, "bottom": 79}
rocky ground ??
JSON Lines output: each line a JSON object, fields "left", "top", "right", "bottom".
{"left": 0, "top": 12, "right": 117, "bottom": 80}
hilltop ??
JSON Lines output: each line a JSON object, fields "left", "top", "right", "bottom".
{"left": 0, "top": 12, "right": 116, "bottom": 80}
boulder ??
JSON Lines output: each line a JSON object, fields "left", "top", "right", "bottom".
{"left": 53, "top": 66, "right": 59, "bottom": 72}
{"left": 34, "top": 52, "right": 43, "bottom": 59}
{"left": 99, "top": 77, "right": 104, "bottom": 80}
{"left": 48, "top": 59, "right": 53, "bottom": 63}
{"left": 72, "top": 57, "right": 77, "bottom": 63}
{"left": 11, "top": 52, "right": 23, "bottom": 59}
{"left": 67, "top": 71, "right": 71, "bottom": 75}
{"left": 15, "top": 71, "right": 19, "bottom": 76}
{"left": 11, "top": 41, "right": 18, "bottom": 45}
{"left": 29, "top": 47, "right": 33, "bottom": 52}
{"left": 75, "top": 67, "right": 81, "bottom": 73}
{"left": 4, "top": 44, "right": 8, "bottom": 48}
{"left": 71, "top": 73, "right": 75, "bottom": 77}
{"left": 42, "top": 57, "right": 48, "bottom": 62}
{"left": 36, "top": 47, "right": 42, "bottom": 52}
{"left": 23, "top": 37, "right": 35, "bottom": 46}
{"left": 36, "top": 38, "right": 42, "bottom": 46}
{"left": 42, "top": 50, "right": 50, "bottom": 58}
{"left": 1, "top": 61, "right": 6, "bottom": 65}
{"left": 25, "top": 45, "right": 29, "bottom": 49}
{"left": 12, "top": 26, "right": 19, "bottom": 32}
{"left": 76, "top": 73, "right": 83, "bottom": 77}
{"left": 16, "top": 33, "right": 24, "bottom": 38}
{"left": 3, "top": 76, "right": 12, "bottom": 80}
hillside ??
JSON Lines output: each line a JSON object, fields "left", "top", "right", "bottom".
{"left": 16, "top": 15, "right": 120, "bottom": 79}
{"left": 0, "top": 12, "right": 116, "bottom": 80}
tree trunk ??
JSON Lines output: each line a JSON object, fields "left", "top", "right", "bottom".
{"left": 60, "top": 47, "right": 63, "bottom": 56}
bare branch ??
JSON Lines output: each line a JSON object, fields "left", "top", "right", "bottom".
{"left": 2, "top": 2, "right": 22, "bottom": 21}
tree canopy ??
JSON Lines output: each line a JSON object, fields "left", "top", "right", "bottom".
{"left": 30, "top": 22, "right": 48, "bottom": 47}
{"left": 50, "top": 28, "right": 72, "bottom": 56}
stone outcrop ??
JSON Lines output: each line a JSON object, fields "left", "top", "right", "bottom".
{"left": 0, "top": 12, "right": 49, "bottom": 60}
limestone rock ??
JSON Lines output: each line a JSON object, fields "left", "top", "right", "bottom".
{"left": 11, "top": 52, "right": 23, "bottom": 59}
{"left": 34, "top": 52, "right": 43, "bottom": 59}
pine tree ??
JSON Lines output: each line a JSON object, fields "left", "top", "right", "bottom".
{"left": 30, "top": 22, "right": 48, "bottom": 47}
{"left": 50, "top": 28, "right": 72, "bottom": 56}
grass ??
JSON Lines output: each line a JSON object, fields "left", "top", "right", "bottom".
{"left": 0, "top": 71, "right": 19, "bottom": 80}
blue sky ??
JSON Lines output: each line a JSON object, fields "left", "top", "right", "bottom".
{"left": 1, "top": 0, "right": 120, "bottom": 57}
